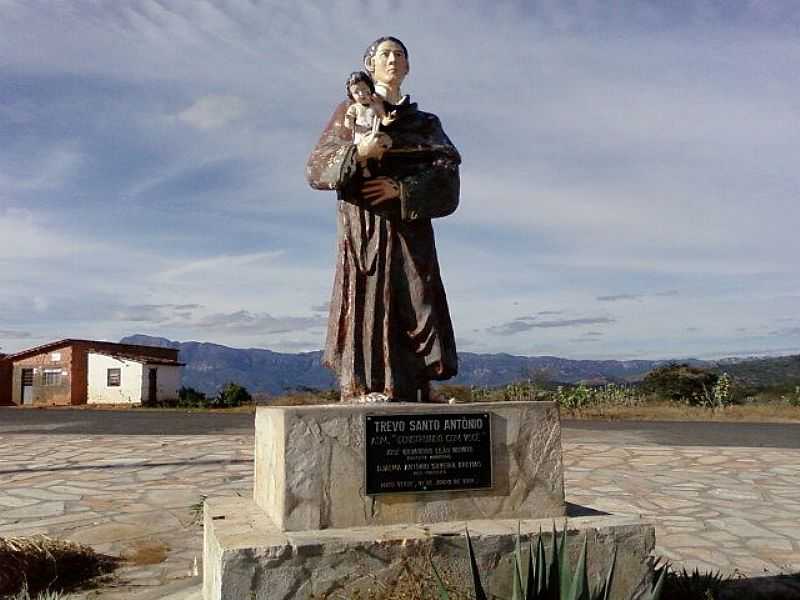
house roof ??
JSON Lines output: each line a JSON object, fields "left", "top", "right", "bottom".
{"left": 6, "top": 339, "right": 180, "bottom": 362}
{"left": 89, "top": 350, "right": 185, "bottom": 367}
{"left": 6, "top": 339, "right": 83, "bottom": 359}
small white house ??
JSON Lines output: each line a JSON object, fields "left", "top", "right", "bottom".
{"left": 1, "top": 339, "right": 182, "bottom": 406}
{"left": 87, "top": 351, "right": 182, "bottom": 405}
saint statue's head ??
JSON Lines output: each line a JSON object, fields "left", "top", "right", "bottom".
{"left": 363, "top": 36, "right": 409, "bottom": 87}
{"left": 345, "top": 71, "right": 375, "bottom": 105}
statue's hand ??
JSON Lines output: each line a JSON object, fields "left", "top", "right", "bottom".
{"left": 356, "top": 132, "right": 392, "bottom": 162}
{"left": 362, "top": 177, "right": 400, "bottom": 206}
{"left": 381, "top": 110, "right": 398, "bottom": 126}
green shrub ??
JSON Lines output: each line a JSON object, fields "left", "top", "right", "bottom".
{"left": 178, "top": 386, "right": 209, "bottom": 407}
{"left": 642, "top": 364, "right": 719, "bottom": 405}
{"left": 788, "top": 386, "right": 800, "bottom": 407}
{"left": 504, "top": 381, "right": 540, "bottom": 402}
{"left": 214, "top": 382, "right": 252, "bottom": 408}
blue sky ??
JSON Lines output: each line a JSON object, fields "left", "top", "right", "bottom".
{"left": 1, "top": 1, "right": 799, "bottom": 359}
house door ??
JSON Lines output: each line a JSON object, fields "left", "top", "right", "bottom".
{"left": 148, "top": 368, "right": 157, "bottom": 404}
{"left": 21, "top": 368, "right": 34, "bottom": 405}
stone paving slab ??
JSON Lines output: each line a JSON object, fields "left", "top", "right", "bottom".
{"left": 0, "top": 433, "right": 798, "bottom": 598}
{"left": 564, "top": 443, "right": 800, "bottom": 577}
{"left": 0, "top": 434, "right": 252, "bottom": 599}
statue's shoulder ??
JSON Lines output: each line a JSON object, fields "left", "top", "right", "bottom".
{"left": 406, "top": 108, "right": 442, "bottom": 129}
{"left": 312, "top": 100, "right": 356, "bottom": 147}
{"left": 393, "top": 107, "right": 459, "bottom": 162}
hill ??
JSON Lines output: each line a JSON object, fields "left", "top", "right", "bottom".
{"left": 122, "top": 335, "right": 800, "bottom": 395}
{"left": 121, "top": 335, "right": 334, "bottom": 395}
{"left": 115, "top": 335, "right": 705, "bottom": 394}
{"left": 717, "top": 355, "right": 800, "bottom": 389}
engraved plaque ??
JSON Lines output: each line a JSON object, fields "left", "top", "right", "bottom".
{"left": 365, "top": 412, "right": 492, "bottom": 495}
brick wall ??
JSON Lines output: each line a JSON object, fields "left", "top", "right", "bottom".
{"left": 11, "top": 346, "right": 74, "bottom": 406}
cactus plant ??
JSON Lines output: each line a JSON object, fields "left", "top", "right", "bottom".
{"left": 433, "top": 525, "right": 665, "bottom": 600}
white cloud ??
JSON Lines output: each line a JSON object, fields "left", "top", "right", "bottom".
{"left": 0, "top": 144, "right": 83, "bottom": 193}
{"left": 0, "top": 329, "right": 32, "bottom": 339}
{"left": 196, "top": 310, "right": 325, "bottom": 334}
{"left": 157, "top": 251, "right": 284, "bottom": 282}
{"left": 487, "top": 316, "right": 616, "bottom": 336}
{"left": 178, "top": 95, "right": 247, "bottom": 130}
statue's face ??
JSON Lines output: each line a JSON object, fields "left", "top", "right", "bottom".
{"left": 368, "top": 40, "right": 408, "bottom": 86}
{"left": 349, "top": 82, "right": 373, "bottom": 106}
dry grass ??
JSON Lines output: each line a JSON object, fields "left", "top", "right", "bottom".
{"left": 311, "top": 552, "right": 472, "bottom": 600}
{"left": 568, "top": 401, "right": 800, "bottom": 423}
{"left": 0, "top": 535, "right": 116, "bottom": 597}
{"left": 121, "top": 540, "right": 169, "bottom": 566}
{"left": 7, "top": 584, "right": 73, "bottom": 600}
{"left": 270, "top": 391, "right": 338, "bottom": 406}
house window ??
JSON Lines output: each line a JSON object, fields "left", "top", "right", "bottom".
{"left": 43, "top": 369, "right": 62, "bottom": 386}
{"left": 107, "top": 368, "right": 121, "bottom": 387}
{"left": 50, "top": 352, "right": 61, "bottom": 362}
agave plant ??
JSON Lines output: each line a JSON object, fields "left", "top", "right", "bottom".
{"left": 662, "top": 565, "right": 728, "bottom": 600}
{"left": 433, "top": 525, "right": 666, "bottom": 600}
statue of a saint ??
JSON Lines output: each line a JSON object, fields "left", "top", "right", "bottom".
{"left": 306, "top": 36, "right": 460, "bottom": 402}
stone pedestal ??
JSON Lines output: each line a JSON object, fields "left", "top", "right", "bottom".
{"left": 204, "top": 496, "right": 655, "bottom": 600}
{"left": 204, "top": 401, "right": 656, "bottom": 599}
{"left": 254, "top": 402, "right": 566, "bottom": 531}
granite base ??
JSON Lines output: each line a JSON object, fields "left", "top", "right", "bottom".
{"left": 204, "top": 496, "right": 655, "bottom": 600}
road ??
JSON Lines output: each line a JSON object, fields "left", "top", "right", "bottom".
{"left": 1, "top": 407, "right": 799, "bottom": 447}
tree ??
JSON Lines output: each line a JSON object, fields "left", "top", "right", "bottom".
{"left": 214, "top": 382, "right": 252, "bottom": 408}
{"left": 178, "top": 386, "right": 208, "bottom": 407}
{"left": 642, "top": 363, "right": 719, "bottom": 405}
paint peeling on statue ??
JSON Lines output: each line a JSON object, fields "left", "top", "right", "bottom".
{"left": 306, "top": 36, "right": 460, "bottom": 403}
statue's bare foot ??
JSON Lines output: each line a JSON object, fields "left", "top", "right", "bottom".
{"left": 346, "top": 392, "right": 392, "bottom": 404}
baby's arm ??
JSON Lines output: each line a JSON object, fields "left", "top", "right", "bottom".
{"left": 344, "top": 103, "right": 357, "bottom": 132}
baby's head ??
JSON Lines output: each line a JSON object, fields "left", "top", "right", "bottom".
{"left": 346, "top": 71, "right": 375, "bottom": 106}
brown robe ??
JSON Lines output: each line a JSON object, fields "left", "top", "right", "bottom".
{"left": 306, "top": 98, "right": 460, "bottom": 401}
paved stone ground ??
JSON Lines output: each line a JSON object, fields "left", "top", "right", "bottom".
{"left": 0, "top": 435, "right": 252, "bottom": 599}
{"left": 564, "top": 443, "right": 800, "bottom": 576}
{"left": 1, "top": 433, "right": 799, "bottom": 598}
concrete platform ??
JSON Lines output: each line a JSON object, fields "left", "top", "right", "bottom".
{"left": 204, "top": 495, "right": 655, "bottom": 600}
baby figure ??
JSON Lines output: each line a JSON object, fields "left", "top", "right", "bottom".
{"left": 343, "top": 71, "right": 394, "bottom": 177}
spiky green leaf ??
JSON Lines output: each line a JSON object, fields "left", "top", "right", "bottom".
{"left": 512, "top": 554, "right": 524, "bottom": 600}
{"left": 598, "top": 545, "right": 617, "bottom": 600}
{"left": 558, "top": 525, "right": 571, "bottom": 595}
{"left": 536, "top": 530, "right": 546, "bottom": 595}
{"left": 525, "top": 541, "right": 536, "bottom": 600}
{"left": 465, "top": 527, "right": 488, "bottom": 600}
{"left": 547, "top": 524, "right": 560, "bottom": 600}
{"left": 648, "top": 563, "right": 668, "bottom": 600}
{"left": 568, "top": 534, "right": 589, "bottom": 600}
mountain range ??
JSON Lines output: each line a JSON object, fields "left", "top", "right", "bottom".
{"left": 122, "top": 334, "right": 800, "bottom": 395}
